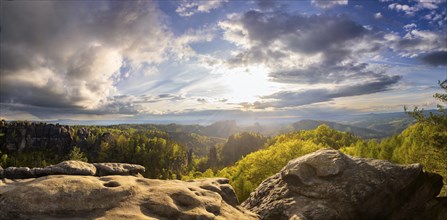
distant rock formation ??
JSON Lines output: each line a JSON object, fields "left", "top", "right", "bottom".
{"left": 1, "top": 160, "right": 145, "bottom": 179}
{"left": 242, "top": 149, "right": 446, "bottom": 220}
{"left": 0, "top": 176, "right": 257, "bottom": 219}
{"left": 0, "top": 121, "right": 74, "bottom": 153}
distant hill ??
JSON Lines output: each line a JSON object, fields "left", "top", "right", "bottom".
{"left": 115, "top": 120, "right": 240, "bottom": 139}
{"left": 288, "top": 119, "right": 387, "bottom": 139}
{"left": 343, "top": 112, "right": 415, "bottom": 136}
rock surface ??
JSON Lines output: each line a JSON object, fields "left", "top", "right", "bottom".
{"left": 3, "top": 160, "right": 145, "bottom": 179}
{"left": 93, "top": 163, "right": 146, "bottom": 176}
{"left": 242, "top": 148, "right": 446, "bottom": 220}
{"left": 0, "top": 176, "right": 257, "bottom": 220}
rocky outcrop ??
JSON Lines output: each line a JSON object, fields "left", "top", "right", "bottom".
{"left": 242, "top": 148, "right": 446, "bottom": 220}
{"left": 1, "top": 150, "right": 445, "bottom": 219}
{"left": 0, "top": 176, "right": 258, "bottom": 220}
{"left": 0, "top": 121, "right": 74, "bottom": 153}
{"left": 93, "top": 162, "right": 146, "bottom": 176}
{"left": 3, "top": 160, "right": 145, "bottom": 179}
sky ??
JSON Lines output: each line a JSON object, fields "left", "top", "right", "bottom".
{"left": 0, "top": 0, "right": 446, "bottom": 124}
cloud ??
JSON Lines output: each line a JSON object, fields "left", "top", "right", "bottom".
{"left": 403, "top": 23, "right": 417, "bottom": 31}
{"left": 0, "top": 1, "right": 178, "bottom": 114}
{"left": 388, "top": 0, "right": 446, "bottom": 16}
{"left": 170, "top": 27, "right": 215, "bottom": 60}
{"left": 387, "top": 29, "right": 447, "bottom": 57}
{"left": 136, "top": 94, "right": 186, "bottom": 104}
{"left": 257, "top": 0, "right": 279, "bottom": 9}
{"left": 419, "top": 51, "right": 447, "bottom": 66}
{"left": 388, "top": 3, "right": 415, "bottom": 15}
{"left": 268, "top": 63, "right": 381, "bottom": 84}
{"left": 374, "top": 12, "right": 383, "bottom": 19}
{"left": 242, "top": 75, "right": 401, "bottom": 109}
{"left": 311, "top": 0, "right": 348, "bottom": 9}
{"left": 176, "top": 0, "right": 228, "bottom": 16}
{"left": 219, "top": 10, "right": 390, "bottom": 85}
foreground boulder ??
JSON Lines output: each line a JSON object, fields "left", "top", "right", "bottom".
{"left": 0, "top": 176, "right": 257, "bottom": 219}
{"left": 242, "top": 148, "right": 446, "bottom": 220}
{"left": 2, "top": 160, "right": 145, "bottom": 179}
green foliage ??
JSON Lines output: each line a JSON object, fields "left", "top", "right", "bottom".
{"left": 220, "top": 132, "right": 267, "bottom": 166}
{"left": 1, "top": 150, "right": 62, "bottom": 168}
{"left": 341, "top": 123, "right": 447, "bottom": 196}
{"left": 216, "top": 125, "right": 358, "bottom": 201}
{"left": 67, "top": 147, "right": 88, "bottom": 162}
{"left": 404, "top": 80, "right": 447, "bottom": 131}
{"left": 1, "top": 125, "right": 190, "bottom": 179}
{"left": 0, "top": 151, "right": 8, "bottom": 167}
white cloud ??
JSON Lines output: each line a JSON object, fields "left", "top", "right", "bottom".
{"left": 0, "top": 1, "right": 173, "bottom": 112}
{"left": 388, "top": 0, "right": 446, "bottom": 16}
{"left": 403, "top": 23, "right": 417, "bottom": 31}
{"left": 176, "top": 0, "right": 228, "bottom": 16}
{"left": 374, "top": 12, "right": 383, "bottom": 19}
{"left": 170, "top": 27, "right": 215, "bottom": 60}
{"left": 394, "top": 30, "right": 447, "bottom": 57}
{"left": 311, "top": 0, "right": 348, "bottom": 9}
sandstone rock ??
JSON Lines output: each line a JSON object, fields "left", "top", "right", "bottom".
{"left": 34, "top": 160, "right": 96, "bottom": 177}
{"left": 0, "top": 176, "right": 258, "bottom": 219}
{"left": 242, "top": 148, "right": 445, "bottom": 220}
{"left": 186, "top": 178, "right": 240, "bottom": 207}
{"left": 3, "top": 161, "right": 149, "bottom": 179}
{"left": 93, "top": 162, "right": 146, "bottom": 176}
{"left": 4, "top": 167, "right": 35, "bottom": 179}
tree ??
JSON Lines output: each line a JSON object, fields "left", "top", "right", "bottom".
{"left": 220, "top": 132, "right": 266, "bottom": 166}
{"left": 67, "top": 147, "right": 88, "bottom": 162}
{"left": 405, "top": 80, "right": 447, "bottom": 130}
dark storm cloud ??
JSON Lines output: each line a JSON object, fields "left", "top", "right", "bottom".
{"left": 419, "top": 51, "right": 447, "bottom": 66}
{"left": 0, "top": 1, "right": 171, "bottom": 111}
{"left": 242, "top": 75, "right": 401, "bottom": 109}
{"left": 233, "top": 11, "right": 369, "bottom": 55}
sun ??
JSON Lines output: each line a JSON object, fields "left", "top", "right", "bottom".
{"left": 222, "top": 65, "right": 278, "bottom": 103}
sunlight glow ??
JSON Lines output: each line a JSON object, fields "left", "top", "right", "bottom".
{"left": 222, "top": 65, "right": 278, "bottom": 103}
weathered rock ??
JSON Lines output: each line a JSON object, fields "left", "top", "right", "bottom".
{"left": 3, "top": 160, "right": 147, "bottom": 179}
{"left": 34, "top": 160, "right": 96, "bottom": 177}
{"left": 4, "top": 167, "right": 35, "bottom": 179}
{"left": 242, "top": 148, "right": 445, "bottom": 220}
{"left": 93, "top": 162, "right": 146, "bottom": 176}
{"left": 186, "top": 178, "right": 240, "bottom": 207}
{"left": 0, "top": 176, "right": 258, "bottom": 219}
